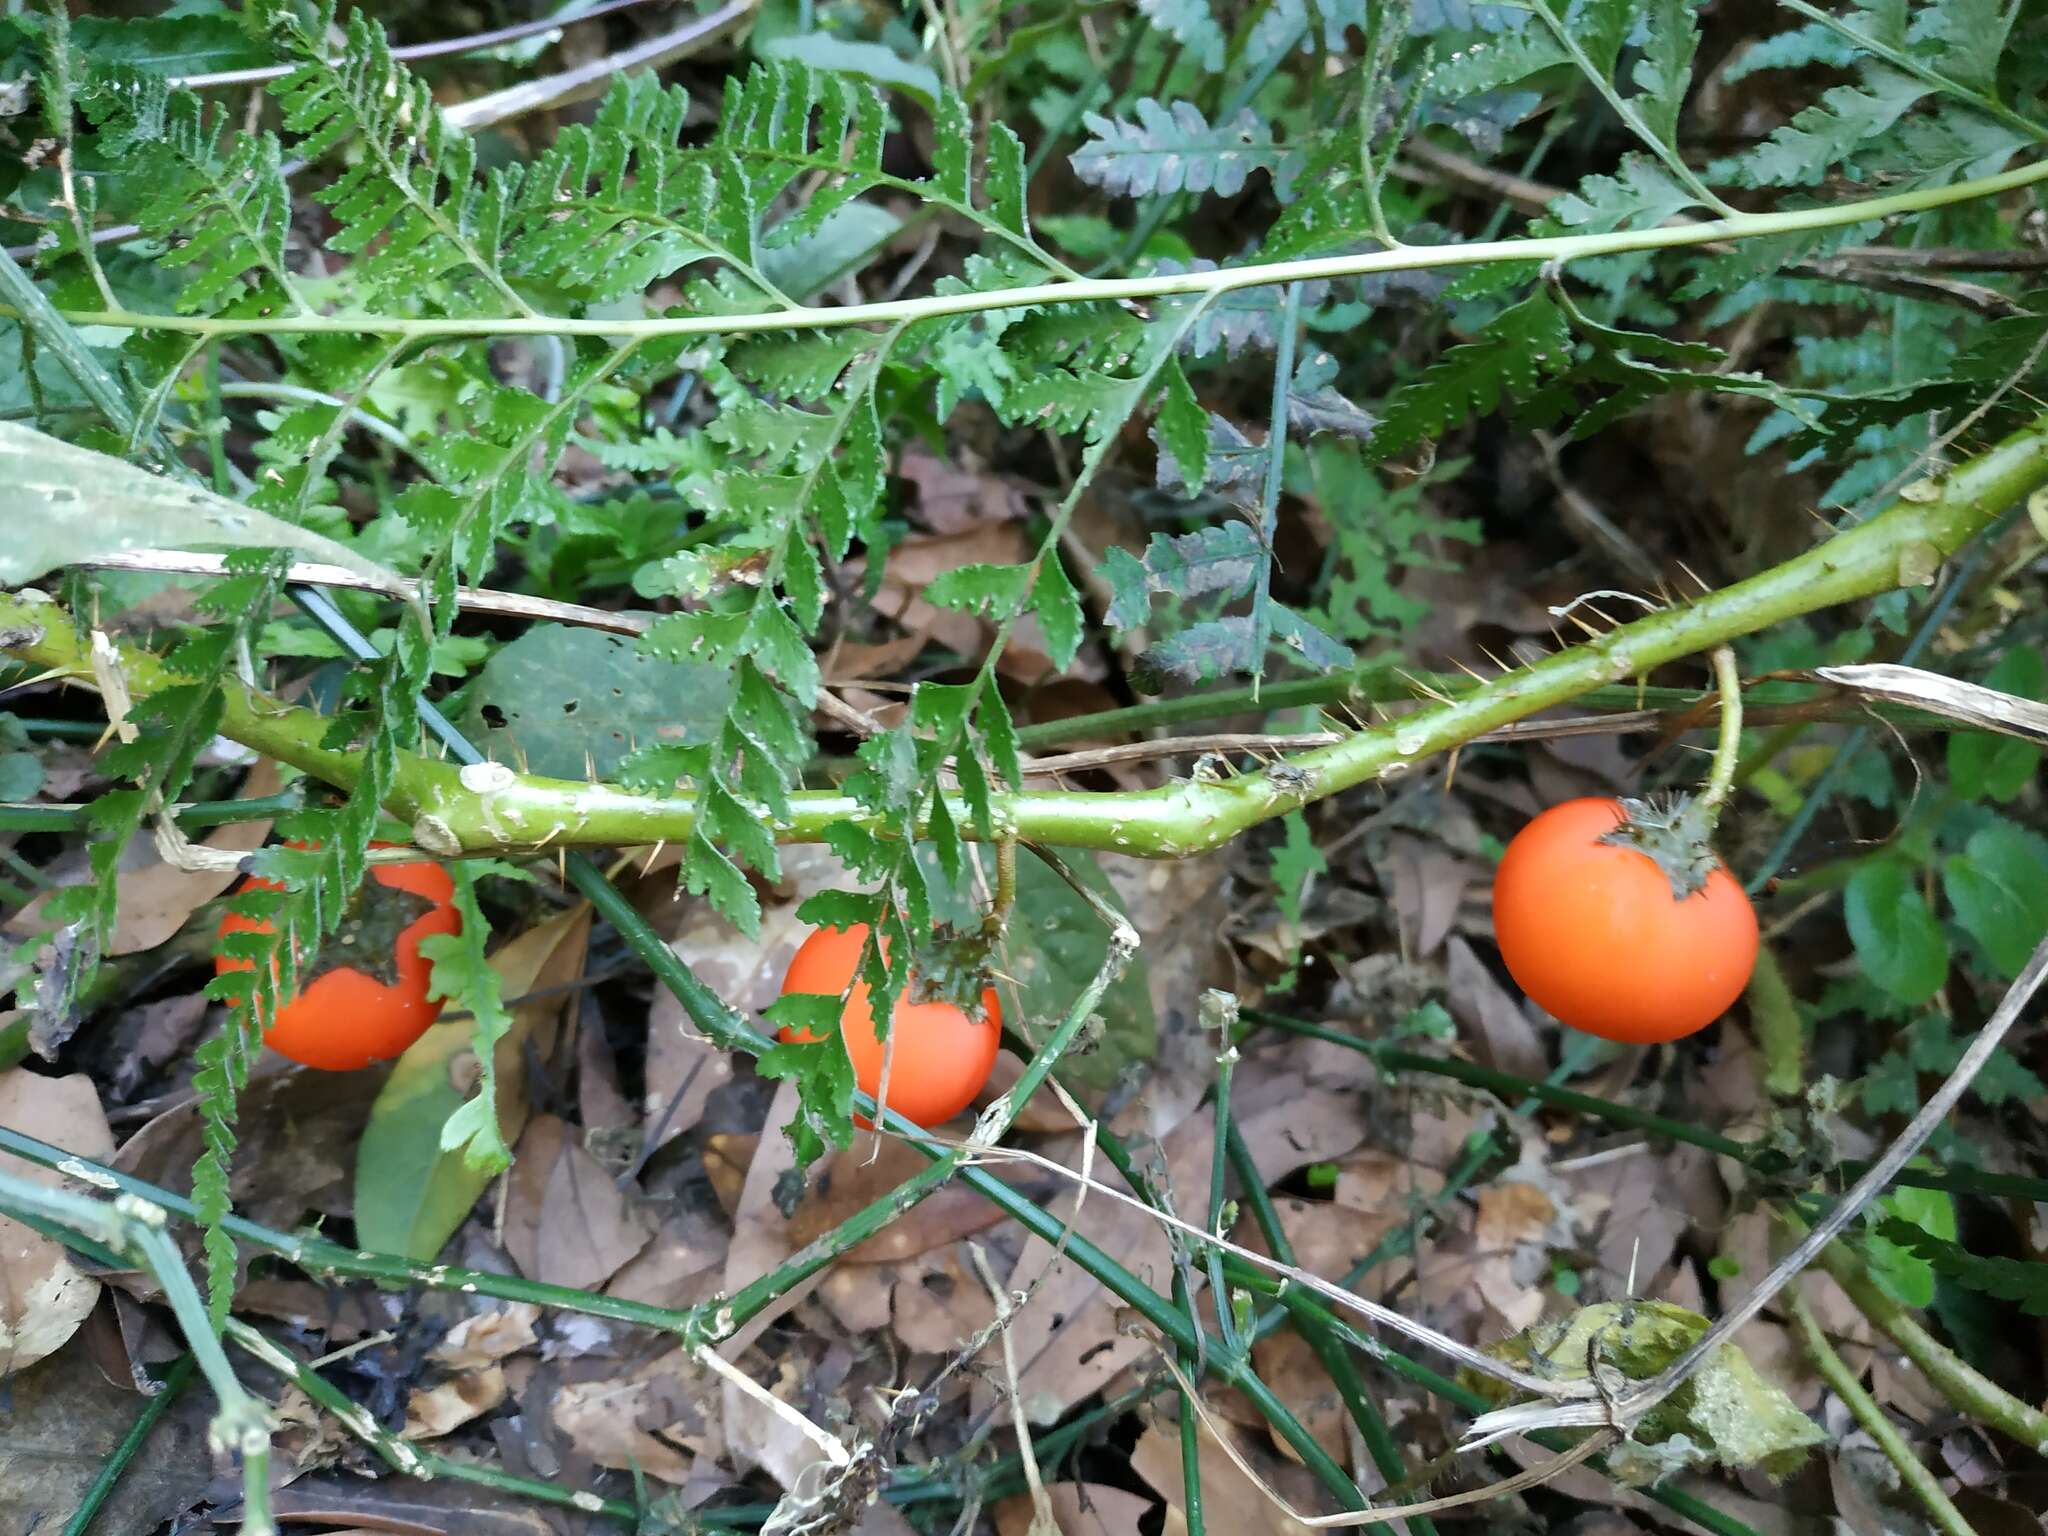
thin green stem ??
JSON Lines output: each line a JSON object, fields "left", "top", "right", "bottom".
{"left": 1816, "top": 1242, "right": 2048, "bottom": 1451}
{"left": 0, "top": 791, "right": 305, "bottom": 834}
{"left": 1202, "top": 991, "right": 1241, "bottom": 1353}
{"left": 1526, "top": 0, "right": 1734, "bottom": 212}
{"left": 1226, "top": 1123, "right": 1437, "bottom": 1536}
{"left": 1789, "top": 1292, "right": 1976, "bottom": 1536}
{"left": 1249, "top": 281, "right": 1303, "bottom": 703}
{"left": 1696, "top": 644, "right": 1742, "bottom": 819}
{"left": 10, "top": 158, "right": 2047, "bottom": 341}
{"left": 1174, "top": 1267, "right": 1208, "bottom": 1536}
{"left": 62, "top": 1356, "right": 197, "bottom": 1536}
{"left": 216, "top": 381, "right": 415, "bottom": 455}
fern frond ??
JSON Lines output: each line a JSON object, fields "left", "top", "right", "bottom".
{"left": 1136, "top": 0, "right": 1229, "bottom": 72}
{"left": 269, "top": 8, "right": 532, "bottom": 316}
{"left": 1368, "top": 290, "right": 1573, "bottom": 461}
{"left": 1072, "top": 100, "right": 1291, "bottom": 200}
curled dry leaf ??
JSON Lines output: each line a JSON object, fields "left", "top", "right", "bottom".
{"left": 550, "top": 1347, "right": 716, "bottom": 1486}
{"left": 0, "top": 1067, "right": 114, "bottom": 1377}
{"left": 427, "top": 1302, "right": 541, "bottom": 1370}
{"left": 404, "top": 1363, "right": 508, "bottom": 1440}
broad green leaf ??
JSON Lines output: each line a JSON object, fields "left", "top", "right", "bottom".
{"left": 354, "top": 905, "right": 592, "bottom": 1261}
{"left": 1948, "top": 646, "right": 2045, "bottom": 803}
{"left": 0, "top": 422, "right": 406, "bottom": 590}
{"left": 758, "top": 34, "right": 944, "bottom": 107}
{"left": 1865, "top": 1180, "right": 1956, "bottom": 1309}
{"left": 999, "top": 849, "right": 1155, "bottom": 1090}
{"left": 1944, "top": 822, "right": 2048, "bottom": 976}
{"left": 1845, "top": 858, "right": 1948, "bottom": 1005}
{"left": 464, "top": 624, "right": 730, "bottom": 782}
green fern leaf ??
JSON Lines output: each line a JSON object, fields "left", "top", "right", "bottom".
{"left": 1548, "top": 155, "right": 1702, "bottom": 232}
{"left": 1102, "top": 524, "right": 1262, "bottom": 630}
{"left": 1635, "top": 0, "right": 1705, "bottom": 147}
{"left": 1072, "top": 100, "right": 1286, "bottom": 199}
{"left": 1368, "top": 290, "right": 1573, "bottom": 461}
{"left": 1715, "top": 67, "right": 1930, "bottom": 187}
{"left": 271, "top": 9, "right": 528, "bottom": 314}
{"left": 1877, "top": 1218, "right": 2048, "bottom": 1315}
{"left": 1137, "top": 0, "right": 1228, "bottom": 72}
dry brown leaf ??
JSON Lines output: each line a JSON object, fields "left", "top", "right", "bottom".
{"left": 112, "top": 1057, "right": 384, "bottom": 1290}
{"left": 1472, "top": 1180, "right": 1560, "bottom": 1330}
{"left": 267, "top": 1471, "right": 567, "bottom": 1534}
{"left": 607, "top": 1202, "right": 728, "bottom": 1309}
{"left": 787, "top": 1135, "right": 1049, "bottom": 1265}
{"left": 0, "top": 1068, "right": 114, "bottom": 1376}
{"left": 889, "top": 1244, "right": 998, "bottom": 1355}
{"left": 1133, "top": 1418, "right": 1329, "bottom": 1536}
{"left": 428, "top": 1304, "right": 540, "bottom": 1369}
{"left": 899, "top": 446, "right": 1025, "bottom": 534}
{"left": 820, "top": 1259, "right": 895, "bottom": 1333}
{"left": 704, "top": 1133, "right": 756, "bottom": 1217}
{"left": 1386, "top": 832, "right": 1480, "bottom": 960}
{"left": 549, "top": 1348, "right": 715, "bottom": 1486}
{"left": 720, "top": 1079, "right": 828, "bottom": 1361}
{"left": 997, "top": 1064, "right": 1370, "bottom": 1425}
{"left": 0, "top": 1346, "right": 215, "bottom": 1535}
{"left": 1446, "top": 935, "right": 1548, "bottom": 1082}
{"left": 720, "top": 1348, "right": 824, "bottom": 1490}
{"left": 994, "top": 1482, "right": 1154, "bottom": 1536}
{"left": 501, "top": 1115, "right": 652, "bottom": 1291}
{"left": 404, "top": 1363, "right": 507, "bottom": 1440}
{"left": 234, "top": 1277, "right": 393, "bottom": 1343}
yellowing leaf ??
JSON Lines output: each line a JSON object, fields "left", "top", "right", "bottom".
{"left": 353, "top": 904, "right": 593, "bottom": 1260}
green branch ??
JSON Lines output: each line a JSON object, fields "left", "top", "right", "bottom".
{"left": 9, "top": 408, "right": 2046, "bottom": 858}
{"left": 1789, "top": 1292, "right": 1975, "bottom": 1536}
{"left": 7, "top": 159, "right": 2047, "bottom": 341}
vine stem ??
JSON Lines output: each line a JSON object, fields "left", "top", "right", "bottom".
{"left": 1695, "top": 644, "right": 1742, "bottom": 821}
{"left": 10, "top": 158, "right": 2048, "bottom": 341}
{"left": 1815, "top": 1242, "right": 2048, "bottom": 1452}
{"left": 0, "top": 1174, "right": 276, "bottom": 1536}
{"left": 10, "top": 409, "right": 2048, "bottom": 861}
{"left": 1788, "top": 1292, "right": 1977, "bottom": 1536}
{"left": 62, "top": 1355, "right": 197, "bottom": 1536}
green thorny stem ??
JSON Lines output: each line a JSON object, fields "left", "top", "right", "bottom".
{"left": 1788, "top": 1292, "right": 1977, "bottom": 1536}
{"left": 7, "top": 410, "right": 2048, "bottom": 860}
{"left": 10, "top": 157, "right": 2048, "bottom": 342}
{"left": 0, "top": 1172, "right": 276, "bottom": 1536}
